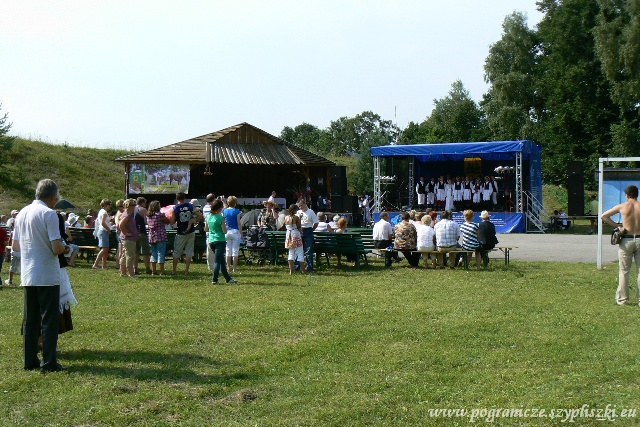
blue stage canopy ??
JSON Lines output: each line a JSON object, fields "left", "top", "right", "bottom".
{"left": 370, "top": 140, "right": 541, "bottom": 162}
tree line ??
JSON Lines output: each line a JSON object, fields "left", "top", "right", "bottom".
{"left": 280, "top": 0, "right": 639, "bottom": 193}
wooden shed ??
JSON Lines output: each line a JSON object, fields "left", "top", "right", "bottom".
{"left": 115, "top": 122, "right": 336, "bottom": 207}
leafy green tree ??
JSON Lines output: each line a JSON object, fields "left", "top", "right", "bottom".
{"left": 594, "top": 0, "right": 640, "bottom": 156}
{"left": 351, "top": 130, "right": 388, "bottom": 195}
{"left": 396, "top": 121, "right": 434, "bottom": 145}
{"left": 535, "top": 0, "right": 618, "bottom": 184}
{"left": 425, "top": 80, "right": 490, "bottom": 142}
{"left": 325, "top": 111, "right": 398, "bottom": 156}
{"left": 280, "top": 123, "right": 327, "bottom": 154}
{"left": 0, "top": 104, "right": 16, "bottom": 173}
{"left": 482, "top": 12, "right": 541, "bottom": 141}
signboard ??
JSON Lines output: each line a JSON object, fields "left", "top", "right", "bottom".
{"left": 128, "top": 164, "right": 190, "bottom": 194}
{"left": 464, "top": 157, "right": 482, "bottom": 177}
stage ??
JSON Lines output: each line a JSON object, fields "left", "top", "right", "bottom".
{"left": 373, "top": 211, "right": 525, "bottom": 233}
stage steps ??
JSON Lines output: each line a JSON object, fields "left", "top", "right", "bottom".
{"left": 524, "top": 191, "right": 549, "bottom": 233}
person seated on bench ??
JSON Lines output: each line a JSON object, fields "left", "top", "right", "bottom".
{"left": 460, "top": 209, "right": 482, "bottom": 270}
{"left": 335, "top": 217, "right": 357, "bottom": 266}
{"left": 434, "top": 210, "right": 461, "bottom": 269}
{"left": 314, "top": 212, "right": 333, "bottom": 232}
{"left": 415, "top": 214, "right": 435, "bottom": 268}
{"left": 558, "top": 210, "right": 569, "bottom": 229}
{"left": 373, "top": 211, "right": 399, "bottom": 268}
{"left": 478, "top": 210, "right": 499, "bottom": 251}
{"left": 393, "top": 212, "right": 420, "bottom": 267}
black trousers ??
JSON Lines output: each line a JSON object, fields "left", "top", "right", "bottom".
{"left": 23, "top": 285, "right": 60, "bottom": 370}
{"left": 374, "top": 240, "right": 397, "bottom": 267}
{"left": 400, "top": 250, "right": 421, "bottom": 267}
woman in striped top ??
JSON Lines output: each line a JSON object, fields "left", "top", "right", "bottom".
{"left": 460, "top": 209, "right": 482, "bottom": 270}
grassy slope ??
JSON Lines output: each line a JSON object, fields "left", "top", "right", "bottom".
{"left": 0, "top": 138, "right": 132, "bottom": 214}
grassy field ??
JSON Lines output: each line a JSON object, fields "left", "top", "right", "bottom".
{"left": 1, "top": 255, "right": 638, "bottom": 426}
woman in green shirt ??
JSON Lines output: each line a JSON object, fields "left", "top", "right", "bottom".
{"left": 204, "top": 200, "right": 236, "bottom": 284}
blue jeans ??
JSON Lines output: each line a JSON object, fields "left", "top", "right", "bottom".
{"left": 150, "top": 241, "right": 167, "bottom": 264}
{"left": 209, "top": 241, "right": 231, "bottom": 282}
{"left": 302, "top": 228, "right": 314, "bottom": 270}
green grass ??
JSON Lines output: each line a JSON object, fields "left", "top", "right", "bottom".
{"left": 1, "top": 256, "right": 639, "bottom": 426}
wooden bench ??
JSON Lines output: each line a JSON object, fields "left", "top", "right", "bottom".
{"left": 266, "top": 231, "right": 371, "bottom": 269}
{"left": 266, "top": 231, "right": 371, "bottom": 268}
{"left": 265, "top": 231, "right": 287, "bottom": 265}
{"left": 345, "top": 228, "right": 376, "bottom": 253}
{"left": 313, "top": 231, "right": 371, "bottom": 268}
{"left": 69, "top": 227, "right": 101, "bottom": 262}
{"left": 383, "top": 246, "right": 516, "bottom": 270}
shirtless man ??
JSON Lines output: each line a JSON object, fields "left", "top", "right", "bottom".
{"left": 601, "top": 185, "right": 640, "bottom": 306}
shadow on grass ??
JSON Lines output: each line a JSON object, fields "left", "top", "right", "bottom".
{"left": 62, "top": 349, "right": 255, "bottom": 384}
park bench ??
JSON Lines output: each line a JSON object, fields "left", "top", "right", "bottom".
{"left": 344, "top": 228, "right": 376, "bottom": 251}
{"left": 313, "top": 231, "right": 371, "bottom": 268}
{"left": 265, "top": 231, "right": 371, "bottom": 269}
{"left": 387, "top": 245, "right": 516, "bottom": 269}
{"left": 69, "top": 227, "right": 101, "bottom": 262}
{"left": 265, "top": 231, "right": 287, "bottom": 265}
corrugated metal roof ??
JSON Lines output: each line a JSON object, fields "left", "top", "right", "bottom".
{"left": 116, "top": 122, "right": 335, "bottom": 166}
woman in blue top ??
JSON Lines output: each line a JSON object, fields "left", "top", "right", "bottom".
{"left": 205, "top": 200, "right": 236, "bottom": 285}
{"left": 223, "top": 196, "right": 243, "bottom": 273}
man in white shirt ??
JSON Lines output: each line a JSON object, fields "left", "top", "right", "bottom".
{"left": 296, "top": 199, "right": 318, "bottom": 272}
{"left": 13, "top": 179, "right": 70, "bottom": 373}
{"left": 373, "top": 211, "right": 398, "bottom": 268}
{"left": 434, "top": 210, "right": 461, "bottom": 268}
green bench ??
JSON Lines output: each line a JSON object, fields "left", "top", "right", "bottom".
{"left": 265, "top": 231, "right": 371, "bottom": 269}
{"left": 265, "top": 231, "right": 287, "bottom": 265}
{"left": 164, "top": 230, "right": 210, "bottom": 263}
{"left": 343, "top": 228, "right": 376, "bottom": 254}
{"left": 314, "top": 231, "right": 371, "bottom": 268}
{"left": 69, "top": 227, "right": 101, "bottom": 262}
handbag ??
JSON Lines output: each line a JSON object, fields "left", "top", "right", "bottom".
{"left": 611, "top": 227, "right": 626, "bottom": 245}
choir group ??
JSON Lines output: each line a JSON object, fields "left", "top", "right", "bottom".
{"left": 415, "top": 175, "right": 501, "bottom": 212}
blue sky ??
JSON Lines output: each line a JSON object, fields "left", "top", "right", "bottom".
{"left": 0, "top": 1, "right": 542, "bottom": 151}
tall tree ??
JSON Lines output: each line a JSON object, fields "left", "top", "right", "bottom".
{"left": 280, "top": 123, "right": 327, "bottom": 154}
{"left": 0, "top": 104, "right": 15, "bottom": 173}
{"left": 425, "top": 80, "right": 490, "bottom": 142}
{"left": 482, "top": 12, "right": 541, "bottom": 141}
{"left": 594, "top": 0, "right": 640, "bottom": 156}
{"left": 396, "top": 121, "right": 434, "bottom": 145}
{"left": 535, "top": 0, "right": 618, "bottom": 184}
{"left": 325, "top": 111, "right": 398, "bottom": 156}
{"left": 351, "top": 130, "right": 388, "bottom": 195}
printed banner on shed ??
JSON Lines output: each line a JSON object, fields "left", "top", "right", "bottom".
{"left": 128, "top": 164, "right": 190, "bottom": 194}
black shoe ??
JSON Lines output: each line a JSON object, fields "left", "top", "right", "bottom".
{"left": 40, "top": 363, "right": 68, "bottom": 374}
{"left": 211, "top": 280, "right": 219, "bottom": 285}
{"left": 24, "top": 361, "right": 41, "bottom": 371}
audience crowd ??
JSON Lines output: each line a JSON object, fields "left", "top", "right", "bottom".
{"left": 1, "top": 188, "right": 501, "bottom": 290}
